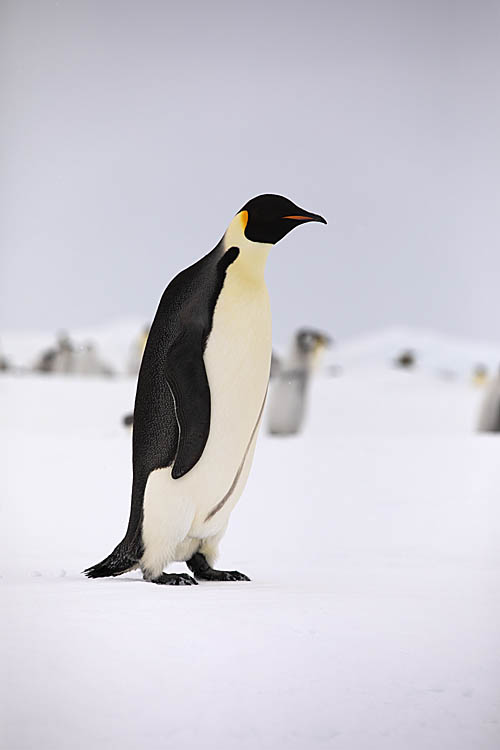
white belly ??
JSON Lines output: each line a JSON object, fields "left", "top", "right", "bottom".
{"left": 141, "top": 264, "right": 271, "bottom": 575}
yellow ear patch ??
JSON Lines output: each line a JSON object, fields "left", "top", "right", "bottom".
{"left": 239, "top": 210, "right": 249, "bottom": 230}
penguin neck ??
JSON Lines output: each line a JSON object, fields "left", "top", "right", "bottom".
{"left": 222, "top": 214, "right": 272, "bottom": 282}
{"left": 288, "top": 342, "right": 325, "bottom": 372}
{"left": 288, "top": 342, "right": 309, "bottom": 371}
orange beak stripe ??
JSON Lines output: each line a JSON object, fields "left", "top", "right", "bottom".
{"left": 282, "top": 215, "right": 316, "bottom": 221}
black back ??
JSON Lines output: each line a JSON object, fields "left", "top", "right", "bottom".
{"left": 122, "top": 241, "right": 239, "bottom": 549}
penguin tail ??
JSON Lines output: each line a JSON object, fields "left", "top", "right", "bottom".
{"left": 84, "top": 542, "right": 139, "bottom": 579}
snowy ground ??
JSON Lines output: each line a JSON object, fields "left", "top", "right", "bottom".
{"left": 2, "top": 366, "right": 500, "bottom": 749}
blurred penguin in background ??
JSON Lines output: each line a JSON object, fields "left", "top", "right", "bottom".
{"left": 472, "top": 363, "right": 489, "bottom": 387}
{"left": 394, "top": 349, "right": 416, "bottom": 369}
{"left": 270, "top": 351, "right": 282, "bottom": 378}
{"left": 51, "top": 332, "right": 75, "bottom": 373}
{"left": 35, "top": 332, "right": 74, "bottom": 373}
{"left": 35, "top": 346, "right": 57, "bottom": 373}
{"left": 123, "top": 325, "right": 151, "bottom": 426}
{"left": 267, "top": 328, "right": 331, "bottom": 436}
{"left": 35, "top": 333, "right": 113, "bottom": 376}
{"left": 73, "top": 342, "right": 114, "bottom": 376}
{"left": 127, "top": 324, "right": 150, "bottom": 376}
{"left": 477, "top": 366, "right": 500, "bottom": 433}
{"left": 0, "top": 341, "right": 9, "bottom": 372}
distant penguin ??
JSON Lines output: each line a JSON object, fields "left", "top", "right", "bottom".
{"left": 267, "top": 328, "right": 331, "bottom": 436}
{"left": 0, "top": 348, "right": 10, "bottom": 372}
{"left": 35, "top": 348, "right": 57, "bottom": 373}
{"left": 52, "top": 333, "right": 75, "bottom": 374}
{"left": 127, "top": 324, "right": 150, "bottom": 376}
{"left": 394, "top": 349, "right": 416, "bottom": 369}
{"left": 270, "top": 351, "right": 282, "bottom": 379}
{"left": 477, "top": 367, "right": 500, "bottom": 433}
{"left": 35, "top": 332, "right": 74, "bottom": 374}
{"left": 85, "top": 195, "right": 326, "bottom": 585}
{"left": 472, "top": 364, "right": 489, "bottom": 387}
{"left": 73, "top": 342, "right": 114, "bottom": 376}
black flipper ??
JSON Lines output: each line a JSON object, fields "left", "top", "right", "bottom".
{"left": 166, "top": 333, "right": 211, "bottom": 479}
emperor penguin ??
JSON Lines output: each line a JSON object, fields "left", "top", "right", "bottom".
{"left": 85, "top": 194, "right": 326, "bottom": 585}
{"left": 267, "top": 328, "right": 331, "bottom": 436}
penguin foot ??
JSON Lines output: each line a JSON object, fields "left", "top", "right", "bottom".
{"left": 187, "top": 553, "right": 250, "bottom": 582}
{"left": 150, "top": 572, "right": 198, "bottom": 586}
{"left": 200, "top": 570, "right": 251, "bottom": 582}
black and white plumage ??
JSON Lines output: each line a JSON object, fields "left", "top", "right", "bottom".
{"left": 85, "top": 195, "right": 326, "bottom": 585}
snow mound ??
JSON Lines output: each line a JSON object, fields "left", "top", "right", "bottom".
{"left": 331, "top": 325, "right": 500, "bottom": 378}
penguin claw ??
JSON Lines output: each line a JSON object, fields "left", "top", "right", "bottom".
{"left": 151, "top": 573, "right": 198, "bottom": 586}
{"left": 197, "top": 569, "right": 251, "bottom": 582}
{"left": 225, "top": 571, "right": 251, "bottom": 582}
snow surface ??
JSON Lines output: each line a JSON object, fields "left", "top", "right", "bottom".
{"left": 2, "top": 363, "right": 500, "bottom": 750}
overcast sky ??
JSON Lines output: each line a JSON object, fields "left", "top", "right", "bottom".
{"left": 1, "top": 0, "right": 499, "bottom": 345}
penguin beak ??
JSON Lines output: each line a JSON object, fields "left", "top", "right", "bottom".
{"left": 313, "top": 334, "right": 332, "bottom": 354}
{"left": 282, "top": 211, "right": 327, "bottom": 225}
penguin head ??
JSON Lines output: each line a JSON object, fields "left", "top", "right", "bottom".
{"left": 295, "top": 328, "right": 332, "bottom": 370}
{"left": 237, "top": 194, "right": 326, "bottom": 245}
{"left": 296, "top": 329, "right": 332, "bottom": 354}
